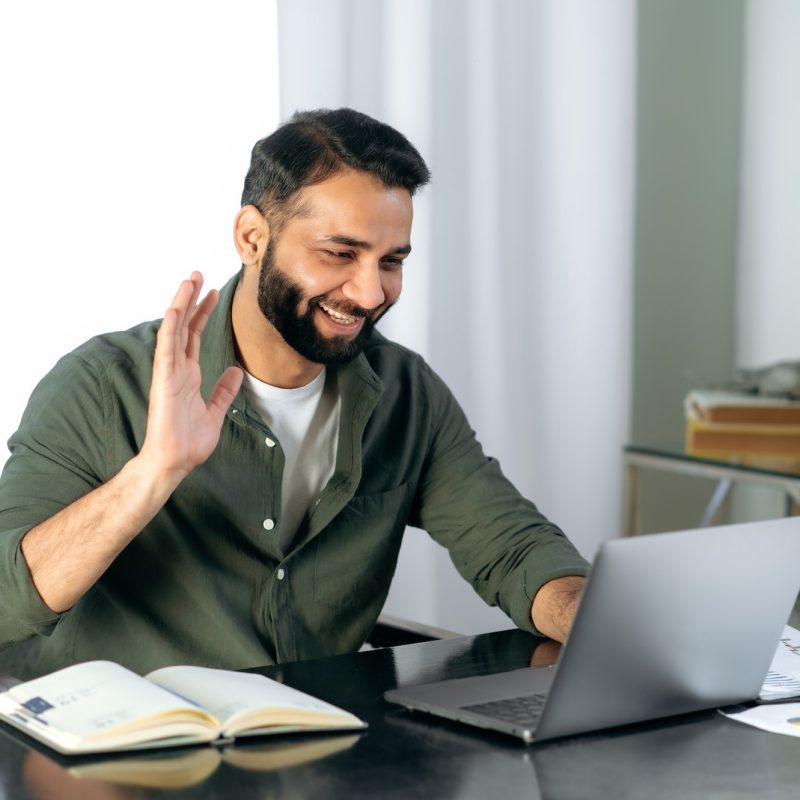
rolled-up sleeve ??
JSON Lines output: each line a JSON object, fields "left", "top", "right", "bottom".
{"left": 412, "top": 366, "right": 590, "bottom": 635}
{"left": 0, "top": 353, "right": 108, "bottom": 647}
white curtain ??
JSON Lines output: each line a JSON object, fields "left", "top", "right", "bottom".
{"left": 278, "top": 0, "right": 636, "bottom": 632}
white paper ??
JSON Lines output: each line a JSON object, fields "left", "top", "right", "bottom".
{"left": 722, "top": 703, "right": 800, "bottom": 737}
{"left": 760, "top": 625, "right": 800, "bottom": 701}
{"left": 721, "top": 626, "right": 800, "bottom": 738}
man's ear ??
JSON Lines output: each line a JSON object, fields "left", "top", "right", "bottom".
{"left": 233, "top": 205, "right": 270, "bottom": 269}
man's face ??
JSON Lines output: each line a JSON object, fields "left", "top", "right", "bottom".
{"left": 256, "top": 169, "right": 413, "bottom": 365}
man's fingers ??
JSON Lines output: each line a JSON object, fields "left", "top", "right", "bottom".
{"left": 207, "top": 367, "right": 244, "bottom": 423}
{"left": 154, "top": 307, "right": 179, "bottom": 376}
{"left": 186, "top": 289, "right": 219, "bottom": 362}
{"left": 179, "top": 273, "right": 203, "bottom": 355}
{"left": 163, "top": 280, "right": 192, "bottom": 368}
{"left": 167, "top": 274, "right": 198, "bottom": 323}
{"left": 160, "top": 273, "right": 204, "bottom": 366}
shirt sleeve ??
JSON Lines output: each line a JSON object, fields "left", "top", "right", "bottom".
{"left": 410, "top": 364, "right": 590, "bottom": 635}
{"left": 0, "top": 352, "right": 109, "bottom": 648}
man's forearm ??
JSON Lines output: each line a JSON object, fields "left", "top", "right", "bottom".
{"left": 530, "top": 575, "right": 586, "bottom": 643}
{"left": 20, "top": 454, "right": 181, "bottom": 613}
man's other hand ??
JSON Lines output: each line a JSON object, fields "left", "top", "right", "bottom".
{"left": 530, "top": 575, "right": 586, "bottom": 643}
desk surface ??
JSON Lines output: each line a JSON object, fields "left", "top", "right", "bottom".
{"left": 2, "top": 629, "right": 799, "bottom": 799}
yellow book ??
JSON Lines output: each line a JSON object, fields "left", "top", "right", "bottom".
{"left": 685, "top": 389, "right": 800, "bottom": 425}
{"left": 0, "top": 661, "right": 366, "bottom": 755}
{"left": 684, "top": 390, "right": 800, "bottom": 460}
{"left": 685, "top": 417, "right": 800, "bottom": 460}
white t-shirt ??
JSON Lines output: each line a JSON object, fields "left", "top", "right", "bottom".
{"left": 240, "top": 367, "right": 341, "bottom": 550}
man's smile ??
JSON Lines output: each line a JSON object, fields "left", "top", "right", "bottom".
{"left": 317, "top": 301, "right": 361, "bottom": 326}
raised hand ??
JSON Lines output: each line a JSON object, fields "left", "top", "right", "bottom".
{"left": 20, "top": 273, "right": 244, "bottom": 613}
{"left": 138, "top": 272, "right": 243, "bottom": 484}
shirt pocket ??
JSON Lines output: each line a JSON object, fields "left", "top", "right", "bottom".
{"left": 313, "top": 481, "right": 413, "bottom": 608}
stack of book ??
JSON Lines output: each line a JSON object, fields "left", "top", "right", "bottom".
{"left": 684, "top": 390, "right": 800, "bottom": 461}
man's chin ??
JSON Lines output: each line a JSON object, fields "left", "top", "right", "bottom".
{"left": 279, "top": 326, "right": 366, "bottom": 366}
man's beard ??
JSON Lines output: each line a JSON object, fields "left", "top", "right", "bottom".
{"left": 256, "top": 240, "right": 389, "bottom": 364}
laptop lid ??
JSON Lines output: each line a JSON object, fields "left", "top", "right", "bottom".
{"left": 386, "top": 517, "right": 800, "bottom": 742}
{"left": 536, "top": 516, "right": 800, "bottom": 739}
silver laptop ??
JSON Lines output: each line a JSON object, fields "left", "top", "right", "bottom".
{"left": 385, "top": 517, "right": 800, "bottom": 743}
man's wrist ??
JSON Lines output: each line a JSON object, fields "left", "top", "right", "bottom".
{"left": 122, "top": 452, "right": 187, "bottom": 511}
{"left": 530, "top": 575, "right": 586, "bottom": 643}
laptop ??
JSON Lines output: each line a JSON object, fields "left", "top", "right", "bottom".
{"left": 385, "top": 517, "right": 800, "bottom": 743}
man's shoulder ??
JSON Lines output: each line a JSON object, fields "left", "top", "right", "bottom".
{"left": 32, "top": 319, "right": 162, "bottom": 404}
{"left": 66, "top": 318, "right": 161, "bottom": 371}
{"left": 358, "top": 331, "right": 456, "bottom": 413}
{"left": 17, "top": 318, "right": 161, "bottom": 440}
{"left": 362, "top": 330, "right": 430, "bottom": 376}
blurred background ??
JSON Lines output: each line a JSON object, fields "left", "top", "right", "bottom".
{"left": 1, "top": 0, "right": 797, "bottom": 634}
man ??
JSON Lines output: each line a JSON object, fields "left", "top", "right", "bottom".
{"left": 0, "top": 109, "right": 588, "bottom": 680}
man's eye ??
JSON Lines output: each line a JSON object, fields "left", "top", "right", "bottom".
{"left": 325, "top": 250, "right": 352, "bottom": 260}
{"left": 381, "top": 257, "right": 404, "bottom": 268}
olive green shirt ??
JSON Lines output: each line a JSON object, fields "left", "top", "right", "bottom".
{"left": 0, "top": 275, "right": 588, "bottom": 679}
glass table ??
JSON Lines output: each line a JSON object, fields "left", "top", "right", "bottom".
{"left": 623, "top": 443, "right": 800, "bottom": 536}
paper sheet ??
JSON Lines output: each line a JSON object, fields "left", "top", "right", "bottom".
{"left": 760, "top": 625, "right": 800, "bottom": 701}
{"left": 722, "top": 703, "right": 800, "bottom": 737}
{"left": 721, "top": 625, "right": 800, "bottom": 737}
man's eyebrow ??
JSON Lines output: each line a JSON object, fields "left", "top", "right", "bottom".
{"left": 319, "top": 235, "right": 412, "bottom": 255}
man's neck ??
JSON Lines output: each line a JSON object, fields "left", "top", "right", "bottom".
{"left": 231, "top": 276, "right": 324, "bottom": 389}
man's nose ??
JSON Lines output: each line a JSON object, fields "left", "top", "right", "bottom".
{"left": 343, "top": 260, "right": 385, "bottom": 311}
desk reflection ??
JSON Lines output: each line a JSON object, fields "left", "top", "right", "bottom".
{"left": 17, "top": 734, "right": 361, "bottom": 798}
{"left": 533, "top": 713, "right": 796, "bottom": 800}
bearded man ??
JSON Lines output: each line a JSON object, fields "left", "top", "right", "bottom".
{"left": 0, "top": 109, "right": 588, "bottom": 679}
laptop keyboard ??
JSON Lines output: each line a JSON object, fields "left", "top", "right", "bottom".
{"left": 461, "top": 693, "right": 547, "bottom": 728}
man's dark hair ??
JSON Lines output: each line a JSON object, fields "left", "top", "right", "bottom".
{"left": 241, "top": 108, "right": 431, "bottom": 231}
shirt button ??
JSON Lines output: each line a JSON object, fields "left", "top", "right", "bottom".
{"left": 276, "top": 568, "right": 285, "bottom": 580}
{"left": 262, "top": 518, "right": 275, "bottom": 531}
{"left": 265, "top": 437, "right": 276, "bottom": 448}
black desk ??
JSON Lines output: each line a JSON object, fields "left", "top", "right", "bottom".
{"left": 2, "top": 630, "right": 799, "bottom": 799}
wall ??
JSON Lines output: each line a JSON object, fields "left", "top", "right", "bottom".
{"left": 737, "top": 0, "right": 800, "bottom": 373}
{"left": 732, "top": 0, "right": 800, "bottom": 522}
{"left": 632, "top": 0, "right": 745, "bottom": 533}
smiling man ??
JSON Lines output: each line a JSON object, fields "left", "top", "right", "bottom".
{"left": 0, "top": 109, "right": 588, "bottom": 680}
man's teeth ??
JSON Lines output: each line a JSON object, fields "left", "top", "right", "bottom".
{"left": 319, "top": 303, "right": 358, "bottom": 325}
